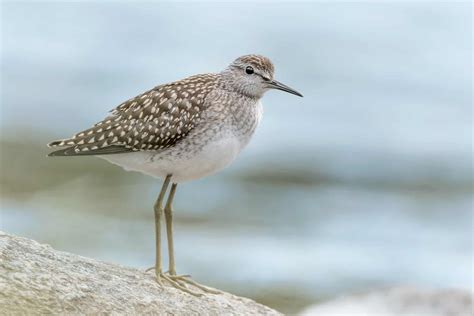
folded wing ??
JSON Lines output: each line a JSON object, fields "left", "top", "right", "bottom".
{"left": 48, "top": 74, "right": 218, "bottom": 156}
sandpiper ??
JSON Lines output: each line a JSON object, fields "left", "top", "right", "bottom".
{"left": 48, "top": 54, "right": 303, "bottom": 295}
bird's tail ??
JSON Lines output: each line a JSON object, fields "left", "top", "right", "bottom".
{"left": 47, "top": 138, "right": 82, "bottom": 156}
{"left": 47, "top": 139, "right": 69, "bottom": 148}
{"left": 47, "top": 137, "right": 132, "bottom": 157}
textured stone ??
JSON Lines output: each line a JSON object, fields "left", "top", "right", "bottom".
{"left": 0, "top": 231, "right": 281, "bottom": 315}
{"left": 301, "top": 286, "right": 473, "bottom": 316}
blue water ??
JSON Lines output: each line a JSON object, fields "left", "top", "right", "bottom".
{"left": 2, "top": 183, "right": 472, "bottom": 297}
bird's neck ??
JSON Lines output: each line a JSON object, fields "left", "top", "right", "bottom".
{"left": 218, "top": 71, "right": 263, "bottom": 100}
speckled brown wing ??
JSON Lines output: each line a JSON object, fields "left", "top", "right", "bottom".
{"left": 48, "top": 74, "right": 219, "bottom": 156}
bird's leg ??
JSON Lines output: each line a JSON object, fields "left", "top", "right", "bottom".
{"left": 153, "top": 174, "right": 171, "bottom": 284}
{"left": 161, "top": 183, "right": 221, "bottom": 295}
{"left": 148, "top": 179, "right": 206, "bottom": 296}
{"left": 164, "top": 183, "right": 178, "bottom": 276}
{"left": 147, "top": 178, "right": 220, "bottom": 296}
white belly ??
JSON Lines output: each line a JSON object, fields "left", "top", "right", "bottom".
{"left": 99, "top": 135, "right": 242, "bottom": 183}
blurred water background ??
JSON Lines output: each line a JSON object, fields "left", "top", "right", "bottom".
{"left": 1, "top": 1, "right": 472, "bottom": 314}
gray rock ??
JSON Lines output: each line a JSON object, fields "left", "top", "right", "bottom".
{"left": 301, "top": 286, "right": 473, "bottom": 316}
{"left": 0, "top": 231, "right": 281, "bottom": 315}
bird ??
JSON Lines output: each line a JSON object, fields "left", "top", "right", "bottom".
{"left": 47, "top": 54, "right": 303, "bottom": 295}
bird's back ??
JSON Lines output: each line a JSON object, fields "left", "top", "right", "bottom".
{"left": 48, "top": 73, "right": 220, "bottom": 156}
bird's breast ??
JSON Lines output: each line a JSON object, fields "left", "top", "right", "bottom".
{"left": 99, "top": 100, "right": 263, "bottom": 183}
{"left": 227, "top": 99, "right": 263, "bottom": 146}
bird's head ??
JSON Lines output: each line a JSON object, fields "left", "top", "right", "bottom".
{"left": 222, "top": 54, "right": 303, "bottom": 99}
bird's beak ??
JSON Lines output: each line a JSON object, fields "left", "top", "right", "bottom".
{"left": 267, "top": 79, "right": 303, "bottom": 97}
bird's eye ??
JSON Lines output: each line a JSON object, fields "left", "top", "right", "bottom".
{"left": 245, "top": 66, "right": 254, "bottom": 75}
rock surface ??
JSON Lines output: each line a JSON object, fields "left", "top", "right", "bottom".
{"left": 301, "top": 286, "right": 473, "bottom": 316}
{"left": 0, "top": 231, "right": 281, "bottom": 315}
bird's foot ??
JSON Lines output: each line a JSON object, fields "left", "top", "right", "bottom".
{"left": 146, "top": 267, "right": 221, "bottom": 296}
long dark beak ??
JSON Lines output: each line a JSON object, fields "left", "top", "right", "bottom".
{"left": 267, "top": 79, "right": 303, "bottom": 97}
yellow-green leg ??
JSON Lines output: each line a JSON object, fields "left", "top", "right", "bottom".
{"left": 149, "top": 177, "right": 220, "bottom": 296}
{"left": 153, "top": 174, "right": 171, "bottom": 284}
{"left": 164, "top": 183, "right": 177, "bottom": 276}
{"left": 153, "top": 176, "right": 196, "bottom": 295}
{"left": 162, "top": 183, "right": 221, "bottom": 295}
